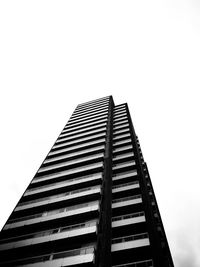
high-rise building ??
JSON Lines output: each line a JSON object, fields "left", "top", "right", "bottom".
{"left": 0, "top": 96, "right": 174, "bottom": 267}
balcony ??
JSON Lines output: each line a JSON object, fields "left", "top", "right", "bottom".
{"left": 113, "top": 152, "right": 134, "bottom": 163}
{"left": 113, "top": 111, "right": 127, "bottom": 119}
{"left": 113, "top": 133, "right": 130, "bottom": 140}
{"left": 113, "top": 128, "right": 130, "bottom": 136}
{"left": 112, "top": 259, "right": 153, "bottom": 267}
{"left": 0, "top": 246, "right": 95, "bottom": 267}
{"left": 44, "top": 145, "right": 105, "bottom": 164}
{"left": 0, "top": 220, "right": 97, "bottom": 245}
{"left": 75, "top": 101, "right": 109, "bottom": 112}
{"left": 113, "top": 121, "right": 129, "bottom": 129}
{"left": 24, "top": 173, "right": 102, "bottom": 197}
{"left": 112, "top": 195, "right": 142, "bottom": 209}
{"left": 112, "top": 170, "right": 137, "bottom": 182}
{"left": 113, "top": 161, "right": 136, "bottom": 172}
{"left": 62, "top": 119, "right": 107, "bottom": 134}
{"left": 113, "top": 145, "right": 133, "bottom": 154}
{"left": 15, "top": 187, "right": 101, "bottom": 212}
{"left": 69, "top": 108, "right": 109, "bottom": 123}
{"left": 67, "top": 112, "right": 108, "bottom": 127}
{"left": 113, "top": 139, "right": 132, "bottom": 148}
{"left": 56, "top": 127, "right": 106, "bottom": 143}
{"left": 74, "top": 101, "right": 109, "bottom": 113}
{"left": 48, "top": 138, "right": 106, "bottom": 157}
{"left": 0, "top": 225, "right": 97, "bottom": 251}
{"left": 112, "top": 212, "right": 145, "bottom": 228}
{"left": 70, "top": 108, "right": 108, "bottom": 121}
{"left": 60, "top": 122, "right": 107, "bottom": 138}
{"left": 4, "top": 203, "right": 99, "bottom": 230}
{"left": 111, "top": 233, "right": 150, "bottom": 252}
{"left": 64, "top": 115, "right": 108, "bottom": 132}
{"left": 112, "top": 182, "right": 140, "bottom": 194}
{"left": 53, "top": 133, "right": 106, "bottom": 150}
{"left": 32, "top": 162, "right": 104, "bottom": 184}
{"left": 38, "top": 153, "right": 104, "bottom": 174}
{"left": 76, "top": 96, "right": 109, "bottom": 108}
{"left": 113, "top": 123, "right": 129, "bottom": 131}
{"left": 114, "top": 106, "right": 126, "bottom": 113}
{"left": 71, "top": 106, "right": 109, "bottom": 120}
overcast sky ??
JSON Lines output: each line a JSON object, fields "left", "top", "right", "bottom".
{"left": 0, "top": 1, "right": 200, "bottom": 266}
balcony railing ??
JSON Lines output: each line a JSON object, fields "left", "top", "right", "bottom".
{"left": 26, "top": 172, "right": 102, "bottom": 195}
{"left": 112, "top": 211, "right": 145, "bottom": 222}
{"left": 112, "top": 233, "right": 149, "bottom": 244}
{"left": 18, "top": 186, "right": 100, "bottom": 207}
{"left": 112, "top": 181, "right": 139, "bottom": 190}
{"left": 0, "top": 220, "right": 97, "bottom": 245}
{"left": 112, "top": 259, "right": 153, "bottom": 267}
{"left": 112, "top": 195, "right": 141, "bottom": 204}
{"left": 0, "top": 246, "right": 95, "bottom": 266}
{"left": 9, "top": 201, "right": 99, "bottom": 223}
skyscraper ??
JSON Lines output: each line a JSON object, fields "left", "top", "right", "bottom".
{"left": 0, "top": 96, "right": 174, "bottom": 267}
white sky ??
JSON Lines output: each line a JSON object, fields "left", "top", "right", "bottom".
{"left": 0, "top": 1, "right": 200, "bottom": 266}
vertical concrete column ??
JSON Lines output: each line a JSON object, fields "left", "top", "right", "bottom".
{"left": 96, "top": 96, "right": 114, "bottom": 267}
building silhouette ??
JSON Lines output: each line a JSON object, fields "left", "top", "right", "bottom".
{"left": 0, "top": 96, "right": 174, "bottom": 267}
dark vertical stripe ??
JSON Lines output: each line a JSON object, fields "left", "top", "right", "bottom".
{"left": 96, "top": 96, "right": 114, "bottom": 267}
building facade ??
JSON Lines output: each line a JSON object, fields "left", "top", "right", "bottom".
{"left": 0, "top": 96, "right": 174, "bottom": 267}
